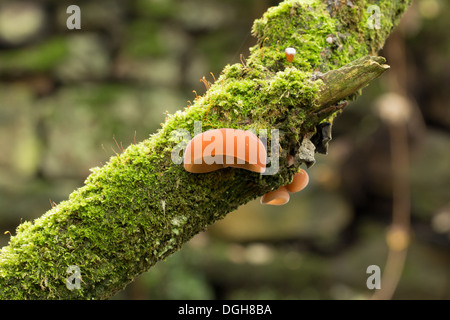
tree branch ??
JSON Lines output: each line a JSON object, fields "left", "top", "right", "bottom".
{"left": 0, "top": 0, "right": 411, "bottom": 299}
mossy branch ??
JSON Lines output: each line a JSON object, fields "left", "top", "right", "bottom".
{"left": 0, "top": 0, "right": 411, "bottom": 299}
{"left": 317, "top": 55, "right": 390, "bottom": 107}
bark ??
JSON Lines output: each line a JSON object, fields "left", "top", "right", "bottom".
{"left": 0, "top": 0, "right": 411, "bottom": 299}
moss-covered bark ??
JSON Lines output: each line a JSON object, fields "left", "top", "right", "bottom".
{"left": 0, "top": 0, "right": 411, "bottom": 299}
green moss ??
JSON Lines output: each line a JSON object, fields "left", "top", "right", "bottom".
{"left": 248, "top": 0, "right": 368, "bottom": 73}
{"left": 0, "top": 38, "right": 68, "bottom": 72}
{"left": 125, "top": 20, "right": 166, "bottom": 57}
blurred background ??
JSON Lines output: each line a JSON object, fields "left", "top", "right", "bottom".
{"left": 0, "top": 0, "right": 448, "bottom": 300}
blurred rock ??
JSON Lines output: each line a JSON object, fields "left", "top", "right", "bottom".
{"left": 209, "top": 186, "right": 352, "bottom": 246}
{"left": 0, "top": 38, "right": 68, "bottom": 74}
{"left": 0, "top": 86, "right": 41, "bottom": 177}
{"left": 55, "top": 1, "right": 124, "bottom": 32}
{"left": 410, "top": 129, "right": 450, "bottom": 220}
{"left": 176, "top": 0, "right": 236, "bottom": 31}
{"left": 115, "top": 56, "right": 181, "bottom": 87}
{"left": 55, "top": 34, "right": 110, "bottom": 82}
{"left": 0, "top": 1, "right": 47, "bottom": 47}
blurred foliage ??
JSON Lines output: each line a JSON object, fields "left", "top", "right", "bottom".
{"left": 0, "top": 0, "right": 448, "bottom": 300}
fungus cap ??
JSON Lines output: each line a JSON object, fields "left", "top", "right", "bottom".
{"left": 261, "top": 169, "right": 309, "bottom": 206}
{"left": 260, "top": 186, "right": 290, "bottom": 206}
{"left": 286, "top": 169, "right": 309, "bottom": 193}
{"left": 284, "top": 47, "right": 296, "bottom": 62}
{"left": 183, "top": 128, "right": 266, "bottom": 173}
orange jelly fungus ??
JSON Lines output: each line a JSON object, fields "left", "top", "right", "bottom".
{"left": 183, "top": 128, "right": 267, "bottom": 174}
{"left": 261, "top": 169, "right": 309, "bottom": 205}
{"left": 260, "top": 186, "right": 290, "bottom": 206}
{"left": 286, "top": 169, "right": 309, "bottom": 193}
